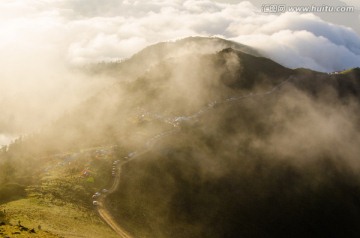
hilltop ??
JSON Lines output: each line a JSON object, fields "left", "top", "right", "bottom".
{"left": 85, "top": 36, "right": 260, "bottom": 77}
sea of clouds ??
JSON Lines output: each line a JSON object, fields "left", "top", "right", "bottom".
{"left": 0, "top": 0, "right": 360, "bottom": 140}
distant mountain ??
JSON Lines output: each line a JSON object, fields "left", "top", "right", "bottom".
{"left": 85, "top": 36, "right": 260, "bottom": 78}
{"left": 59, "top": 46, "right": 360, "bottom": 149}
{"left": 5, "top": 38, "right": 360, "bottom": 156}
{"left": 37, "top": 47, "right": 295, "bottom": 152}
{"left": 2, "top": 37, "right": 360, "bottom": 238}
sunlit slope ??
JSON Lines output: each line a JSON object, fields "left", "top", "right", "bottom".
{"left": 0, "top": 146, "right": 122, "bottom": 238}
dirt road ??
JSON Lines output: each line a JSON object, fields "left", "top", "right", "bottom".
{"left": 97, "top": 205, "right": 132, "bottom": 238}
{"left": 96, "top": 165, "right": 133, "bottom": 238}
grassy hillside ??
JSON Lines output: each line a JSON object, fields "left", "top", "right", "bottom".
{"left": 0, "top": 222, "right": 62, "bottom": 238}
{"left": 2, "top": 198, "right": 118, "bottom": 238}
{"left": 0, "top": 145, "right": 123, "bottom": 238}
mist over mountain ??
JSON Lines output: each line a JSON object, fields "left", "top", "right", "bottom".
{"left": 2, "top": 0, "right": 360, "bottom": 141}
{"left": 85, "top": 37, "right": 260, "bottom": 78}
{"left": 1, "top": 37, "right": 360, "bottom": 238}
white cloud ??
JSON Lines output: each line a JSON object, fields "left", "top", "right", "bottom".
{"left": 68, "top": 1, "right": 360, "bottom": 71}
{"left": 234, "top": 29, "right": 360, "bottom": 72}
{"left": 68, "top": 34, "right": 147, "bottom": 64}
{"left": 341, "top": 0, "right": 360, "bottom": 8}
{"left": 229, "top": 11, "right": 360, "bottom": 71}
{"left": 2, "top": 0, "right": 359, "bottom": 70}
{"left": 0, "top": 0, "right": 360, "bottom": 133}
{"left": 0, "top": 134, "right": 16, "bottom": 147}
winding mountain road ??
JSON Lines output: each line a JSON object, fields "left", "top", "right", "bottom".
{"left": 96, "top": 165, "right": 133, "bottom": 238}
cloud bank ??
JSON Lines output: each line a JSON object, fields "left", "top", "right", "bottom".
{"left": 0, "top": 0, "right": 360, "bottom": 138}
{"left": 1, "top": 0, "right": 359, "bottom": 69}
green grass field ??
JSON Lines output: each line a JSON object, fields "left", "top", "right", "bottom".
{"left": 1, "top": 198, "right": 118, "bottom": 238}
{"left": 0, "top": 147, "right": 123, "bottom": 238}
